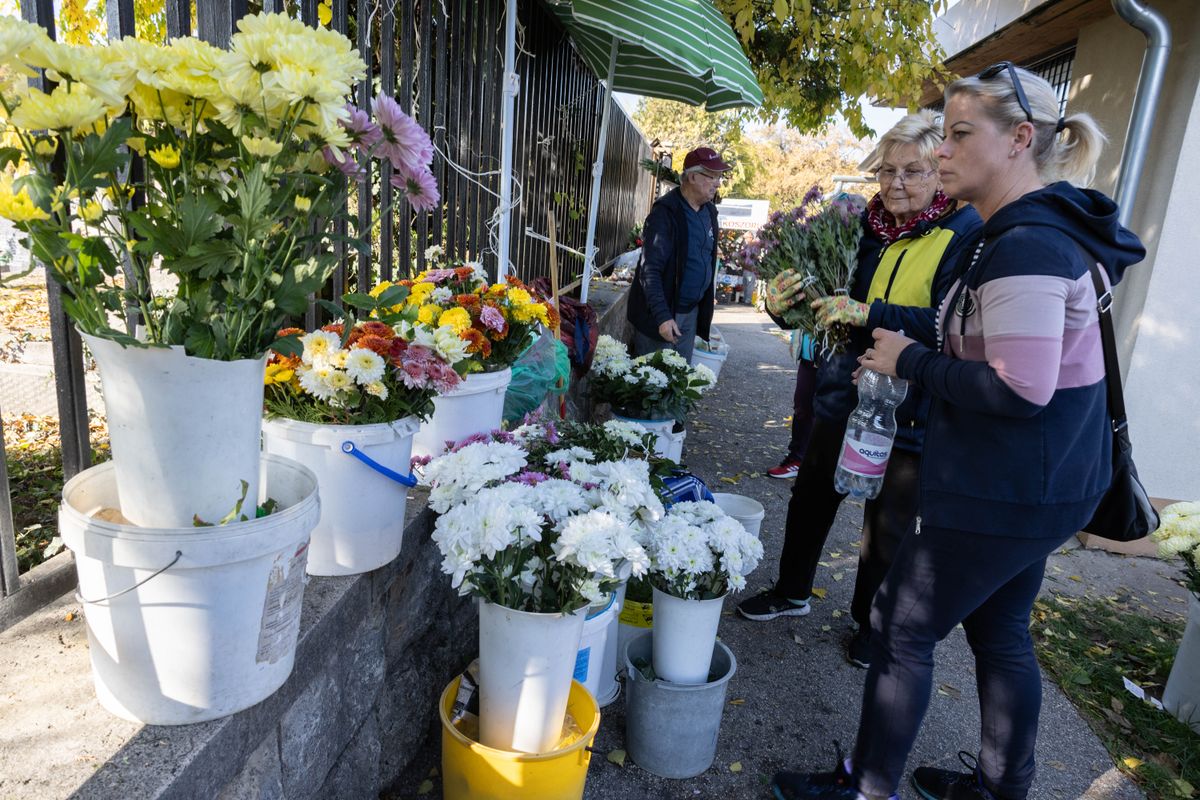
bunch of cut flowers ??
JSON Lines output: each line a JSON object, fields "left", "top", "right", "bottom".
{"left": 733, "top": 185, "right": 864, "bottom": 354}
{"left": 1153, "top": 501, "right": 1200, "bottom": 598}
{"left": 423, "top": 416, "right": 666, "bottom": 614}
{"left": 263, "top": 312, "right": 469, "bottom": 425}
{"left": 645, "top": 500, "right": 764, "bottom": 601}
{"left": 588, "top": 334, "right": 715, "bottom": 421}
{"left": 366, "top": 247, "right": 557, "bottom": 375}
{"left": 0, "top": 13, "right": 439, "bottom": 360}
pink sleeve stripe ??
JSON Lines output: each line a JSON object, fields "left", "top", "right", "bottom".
{"left": 985, "top": 334, "right": 1064, "bottom": 406}
{"left": 976, "top": 275, "right": 1071, "bottom": 337}
{"left": 1057, "top": 323, "right": 1105, "bottom": 389}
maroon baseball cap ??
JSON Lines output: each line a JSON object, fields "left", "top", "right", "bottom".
{"left": 682, "top": 147, "right": 733, "bottom": 173}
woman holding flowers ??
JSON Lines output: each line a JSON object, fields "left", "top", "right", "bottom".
{"left": 740, "top": 113, "right": 981, "bottom": 672}
{"left": 772, "top": 66, "right": 1145, "bottom": 800}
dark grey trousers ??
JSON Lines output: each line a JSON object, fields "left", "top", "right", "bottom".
{"left": 631, "top": 306, "right": 699, "bottom": 363}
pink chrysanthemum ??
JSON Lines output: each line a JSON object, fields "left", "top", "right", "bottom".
{"left": 373, "top": 95, "right": 435, "bottom": 172}
{"left": 341, "top": 104, "right": 382, "bottom": 150}
{"left": 391, "top": 164, "right": 440, "bottom": 213}
{"left": 479, "top": 305, "right": 505, "bottom": 332}
{"left": 323, "top": 146, "right": 366, "bottom": 180}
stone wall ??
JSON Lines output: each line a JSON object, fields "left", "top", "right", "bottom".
{"left": 1, "top": 501, "right": 477, "bottom": 800}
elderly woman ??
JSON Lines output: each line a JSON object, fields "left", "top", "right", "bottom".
{"left": 739, "top": 113, "right": 981, "bottom": 670}
{"left": 771, "top": 66, "right": 1145, "bottom": 800}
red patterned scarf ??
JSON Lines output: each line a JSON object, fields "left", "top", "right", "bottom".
{"left": 866, "top": 190, "right": 954, "bottom": 245}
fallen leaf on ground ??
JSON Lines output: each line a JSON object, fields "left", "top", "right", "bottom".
{"left": 936, "top": 683, "right": 962, "bottom": 699}
{"left": 821, "top": 625, "right": 831, "bottom": 632}
{"left": 607, "top": 749, "right": 626, "bottom": 767}
{"left": 829, "top": 551, "right": 842, "bottom": 558}
{"left": 1069, "top": 575, "right": 1082, "bottom": 582}
{"left": 1121, "top": 757, "right": 1144, "bottom": 770}
{"left": 728, "top": 698, "right": 745, "bottom": 705}
{"left": 416, "top": 780, "right": 433, "bottom": 795}
{"left": 831, "top": 610, "right": 842, "bottom": 618}
{"left": 1047, "top": 760, "right": 1067, "bottom": 771}
{"left": 818, "top": 561, "right": 832, "bottom": 567}
{"left": 810, "top": 588, "right": 827, "bottom": 599}
{"left": 730, "top": 762, "right": 743, "bottom": 773}
{"left": 832, "top": 572, "right": 844, "bottom": 582}
{"left": 792, "top": 633, "right": 804, "bottom": 645}
{"left": 64, "top": 612, "right": 76, "bottom": 622}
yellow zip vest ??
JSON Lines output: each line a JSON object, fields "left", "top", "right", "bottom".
{"left": 866, "top": 227, "right": 957, "bottom": 306}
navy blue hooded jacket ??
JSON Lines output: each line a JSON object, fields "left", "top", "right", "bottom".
{"left": 895, "top": 182, "right": 1146, "bottom": 538}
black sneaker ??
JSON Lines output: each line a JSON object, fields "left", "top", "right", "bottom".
{"left": 771, "top": 742, "right": 858, "bottom": 799}
{"left": 912, "top": 752, "right": 1004, "bottom": 800}
{"left": 847, "top": 627, "right": 871, "bottom": 669}
{"left": 737, "top": 588, "right": 811, "bottom": 621}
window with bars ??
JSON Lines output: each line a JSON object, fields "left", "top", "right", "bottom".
{"left": 1028, "top": 48, "right": 1076, "bottom": 115}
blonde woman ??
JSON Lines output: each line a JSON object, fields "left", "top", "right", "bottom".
{"left": 772, "top": 64, "right": 1145, "bottom": 800}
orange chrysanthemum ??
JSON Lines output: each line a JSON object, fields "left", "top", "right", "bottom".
{"left": 357, "top": 334, "right": 392, "bottom": 357}
{"left": 359, "top": 321, "right": 394, "bottom": 339}
{"left": 455, "top": 293, "right": 480, "bottom": 307}
{"left": 322, "top": 323, "right": 344, "bottom": 337}
{"left": 454, "top": 266, "right": 475, "bottom": 280}
{"left": 461, "top": 327, "right": 492, "bottom": 357}
{"left": 277, "top": 326, "right": 304, "bottom": 338}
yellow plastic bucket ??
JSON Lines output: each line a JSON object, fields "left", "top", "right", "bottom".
{"left": 440, "top": 677, "right": 600, "bottom": 800}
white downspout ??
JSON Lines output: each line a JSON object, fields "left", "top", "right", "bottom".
{"left": 497, "top": 0, "right": 520, "bottom": 279}
{"left": 579, "top": 39, "right": 620, "bottom": 305}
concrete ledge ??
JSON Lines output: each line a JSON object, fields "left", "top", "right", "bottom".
{"left": 0, "top": 495, "right": 476, "bottom": 800}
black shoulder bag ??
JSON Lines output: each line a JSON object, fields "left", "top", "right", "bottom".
{"left": 1080, "top": 259, "right": 1160, "bottom": 542}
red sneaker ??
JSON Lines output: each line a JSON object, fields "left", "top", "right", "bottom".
{"left": 767, "top": 460, "right": 801, "bottom": 479}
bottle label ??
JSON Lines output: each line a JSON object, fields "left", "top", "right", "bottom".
{"left": 840, "top": 437, "right": 893, "bottom": 477}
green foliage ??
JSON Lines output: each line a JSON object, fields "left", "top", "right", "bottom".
{"left": 715, "top": 0, "right": 950, "bottom": 138}
{"left": 742, "top": 124, "right": 869, "bottom": 210}
{"left": 1031, "top": 594, "right": 1200, "bottom": 799}
{"left": 632, "top": 99, "right": 755, "bottom": 196}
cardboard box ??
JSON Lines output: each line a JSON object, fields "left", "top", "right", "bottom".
{"left": 1074, "top": 497, "right": 1181, "bottom": 557}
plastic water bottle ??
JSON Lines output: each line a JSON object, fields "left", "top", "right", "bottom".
{"left": 834, "top": 369, "right": 909, "bottom": 499}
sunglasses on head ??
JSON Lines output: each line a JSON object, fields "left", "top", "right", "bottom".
{"left": 978, "top": 61, "right": 1034, "bottom": 123}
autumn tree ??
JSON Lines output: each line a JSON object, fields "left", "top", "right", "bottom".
{"left": 632, "top": 98, "right": 758, "bottom": 196}
{"left": 716, "top": 0, "right": 948, "bottom": 137}
{"left": 742, "top": 124, "right": 868, "bottom": 210}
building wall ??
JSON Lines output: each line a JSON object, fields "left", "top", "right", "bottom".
{"left": 1068, "top": 0, "right": 1200, "bottom": 500}
{"left": 933, "top": 0, "right": 1056, "bottom": 59}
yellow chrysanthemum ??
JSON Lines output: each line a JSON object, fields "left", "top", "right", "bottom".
{"left": 293, "top": 195, "right": 311, "bottom": 212}
{"left": 125, "top": 136, "right": 147, "bottom": 156}
{"left": 242, "top": 134, "right": 282, "bottom": 157}
{"left": 488, "top": 282, "right": 507, "bottom": 296}
{"left": 264, "top": 363, "right": 294, "bottom": 385}
{"left": 148, "top": 143, "right": 181, "bottom": 169}
{"left": 438, "top": 307, "right": 471, "bottom": 334}
{"left": 0, "top": 176, "right": 49, "bottom": 223}
{"left": 0, "top": 16, "right": 52, "bottom": 69}
{"left": 24, "top": 39, "right": 128, "bottom": 108}
{"left": 506, "top": 287, "right": 532, "bottom": 306}
{"left": 369, "top": 281, "right": 394, "bottom": 298}
{"left": 79, "top": 199, "right": 103, "bottom": 223}
{"left": 9, "top": 83, "right": 108, "bottom": 133}
{"left": 407, "top": 280, "right": 435, "bottom": 307}
{"left": 417, "top": 303, "right": 440, "bottom": 326}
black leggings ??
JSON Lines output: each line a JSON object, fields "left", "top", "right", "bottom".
{"left": 851, "top": 525, "right": 1074, "bottom": 800}
{"left": 775, "top": 417, "right": 920, "bottom": 628}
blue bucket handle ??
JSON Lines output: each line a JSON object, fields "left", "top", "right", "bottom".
{"left": 341, "top": 441, "right": 418, "bottom": 487}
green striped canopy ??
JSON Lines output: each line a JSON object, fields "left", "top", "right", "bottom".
{"left": 546, "top": 0, "right": 763, "bottom": 111}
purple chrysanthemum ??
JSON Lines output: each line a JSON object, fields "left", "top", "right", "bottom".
{"left": 391, "top": 164, "right": 440, "bottom": 213}
{"left": 323, "top": 146, "right": 366, "bottom": 180}
{"left": 373, "top": 95, "right": 435, "bottom": 172}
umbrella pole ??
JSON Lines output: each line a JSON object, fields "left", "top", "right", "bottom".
{"left": 497, "top": 0, "right": 519, "bottom": 280}
{"left": 580, "top": 38, "right": 619, "bottom": 305}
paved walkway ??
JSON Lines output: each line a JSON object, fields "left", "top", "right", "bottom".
{"left": 580, "top": 303, "right": 1188, "bottom": 800}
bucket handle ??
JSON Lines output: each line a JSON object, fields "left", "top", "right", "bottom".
{"left": 341, "top": 441, "right": 418, "bottom": 487}
{"left": 75, "top": 550, "right": 182, "bottom": 605}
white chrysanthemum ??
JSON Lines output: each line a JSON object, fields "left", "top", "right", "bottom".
{"left": 621, "top": 372, "right": 640, "bottom": 384}
{"left": 634, "top": 365, "right": 669, "bottom": 388}
{"left": 325, "top": 369, "right": 352, "bottom": 393}
{"left": 425, "top": 441, "right": 528, "bottom": 512}
{"left": 659, "top": 348, "right": 688, "bottom": 369}
{"left": 530, "top": 478, "right": 589, "bottom": 523}
{"left": 432, "top": 325, "right": 470, "bottom": 365}
{"left": 690, "top": 363, "right": 717, "bottom": 391}
{"left": 602, "top": 419, "right": 646, "bottom": 446}
{"left": 424, "top": 244, "right": 444, "bottom": 262}
{"left": 297, "top": 364, "right": 336, "bottom": 401}
{"left": 508, "top": 423, "right": 545, "bottom": 446}
{"left": 544, "top": 447, "right": 595, "bottom": 465}
{"left": 1153, "top": 501, "right": 1200, "bottom": 555}
{"left": 365, "top": 381, "right": 388, "bottom": 400}
{"left": 345, "top": 347, "right": 385, "bottom": 385}
{"left": 301, "top": 329, "right": 341, "bottom": 364}
{"left": 431, "top": 286, "right": 453, "bottom": 305}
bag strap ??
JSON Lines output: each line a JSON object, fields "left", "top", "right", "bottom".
{"left": 1085, "top": 259, "right": 1128, "bottom": 430}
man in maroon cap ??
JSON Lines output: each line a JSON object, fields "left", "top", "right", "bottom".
{"left": 626, "top": 146, "right": 731, "bottom": 363}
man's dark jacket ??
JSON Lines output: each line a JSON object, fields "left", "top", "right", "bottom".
{"left": 627, "top": 187, "right": 718, "bottom": 342}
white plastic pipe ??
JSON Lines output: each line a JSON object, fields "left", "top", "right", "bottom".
{"left": 579, "top": 38, "right": 619, "bottom": 304}
{"left": 496, "top": 0, "right": 520, "bottom": 279}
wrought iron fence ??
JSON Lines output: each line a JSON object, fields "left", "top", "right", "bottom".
{"left": 0, "top": 0, "right": 652, "bottom": 617}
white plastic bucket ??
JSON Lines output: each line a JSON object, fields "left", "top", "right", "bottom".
{"left": 651, "top": 587, "right": 726, "bottom": 685}
{"left": 712, "top": 492, "right": 766, "bottom": 537}
{"left": 478, "top": 600, "right": 587, "bottom": 753}
{"left": 611, "top": 414, "right": 684, "bottom": 462}
{"left": 596, "top": 582, "right": 627, "bottom": 707}
{"left": 691, "top": 340, "right": 728, "bottom": 380}
{"left": 1164, "top": 594, "right": 1200, "bottom": 732}
{"left": 59, "top": 455, "right": 319, "bottom": 725}
{"left": 80, "top": 331, "right": 265, "bottom": 529}
{"left": 262, "top": 416, "right": 419, "bottom": 576}
{"left": 412, "top": 368, "right": 512, "bottom": 459}
{"left": 573, "top": 592, "right": 618, "bottom": 703}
